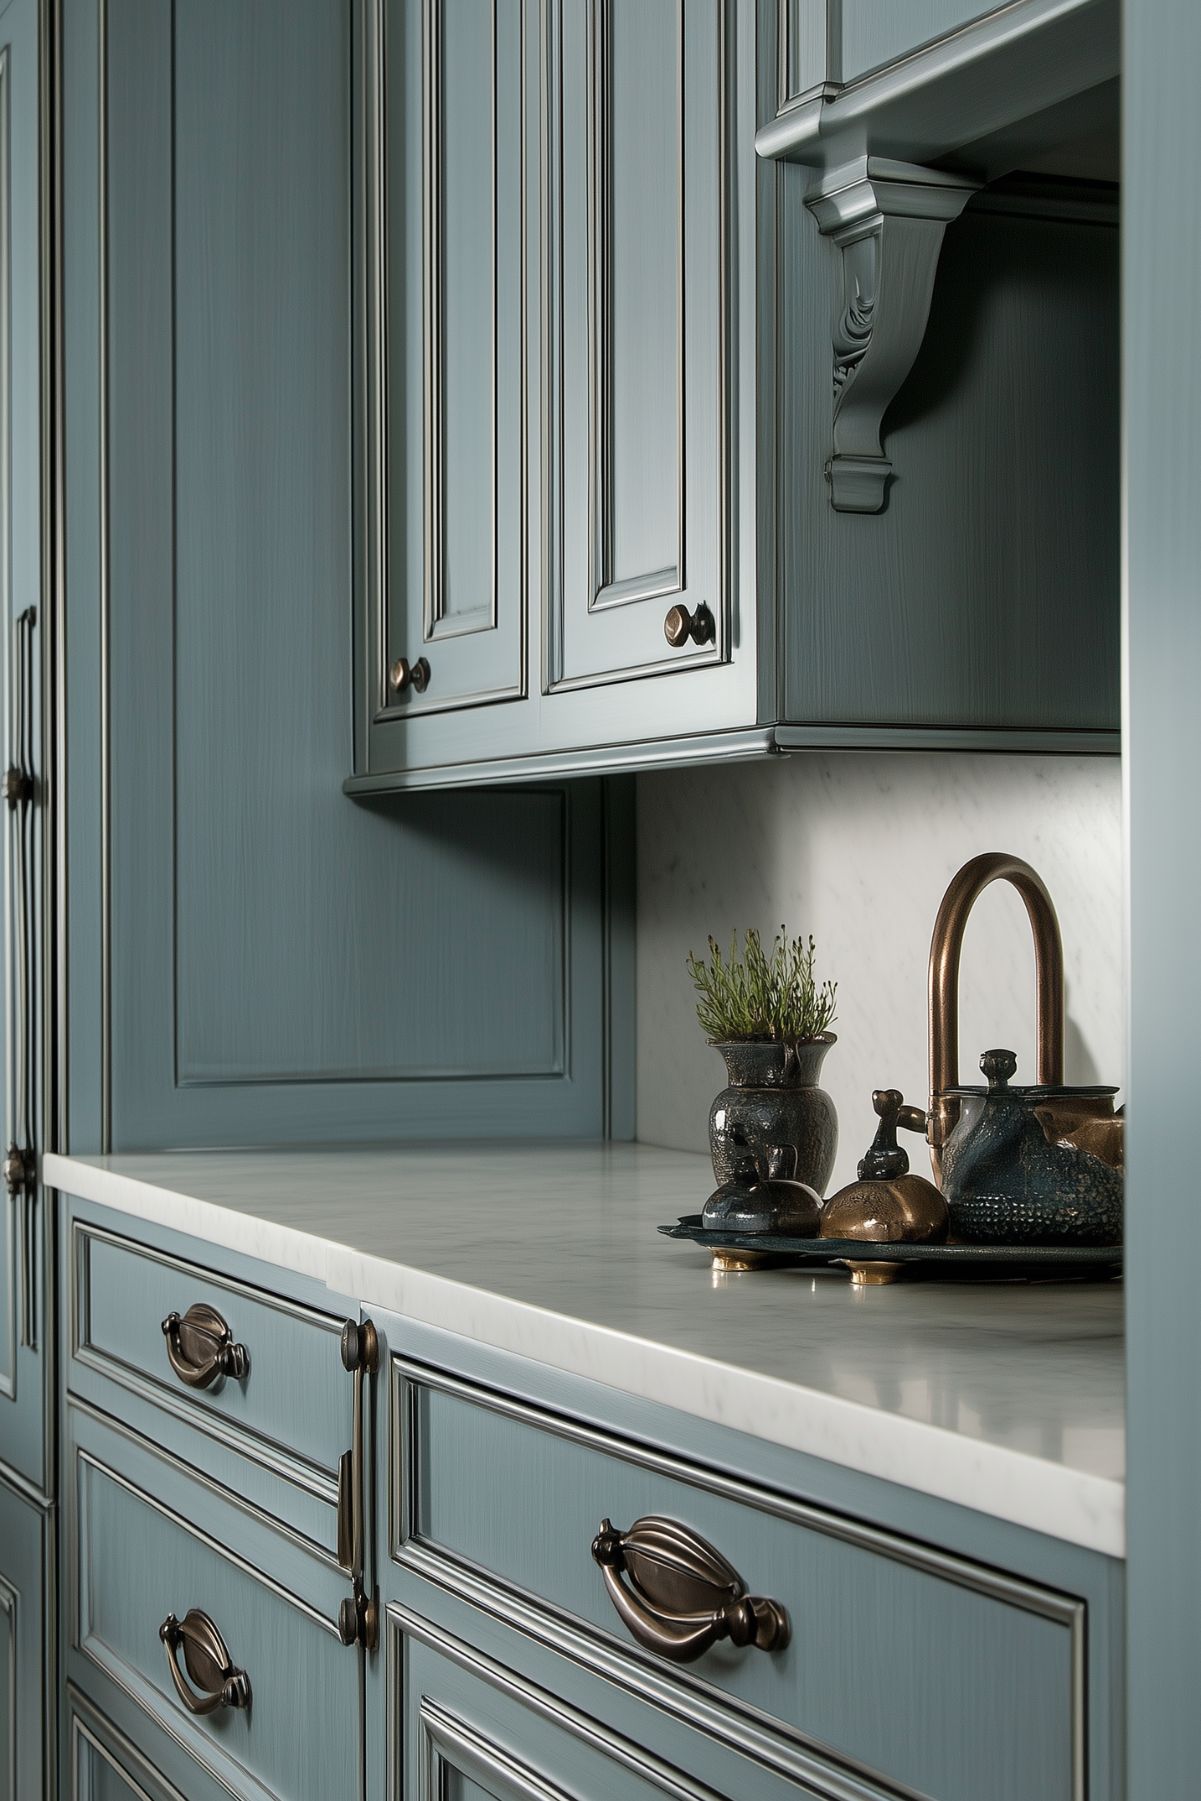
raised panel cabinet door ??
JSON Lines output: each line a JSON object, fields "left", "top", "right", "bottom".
{"left": 0, "top": 0, "right": 45, "bottom": 1496}
{"left": 546, "top": 0, "right": 728, "bottom": 691}
{"left": 0, "top": 1478, "right": 45, "bottom": 1801}
{"left": 369, "top": 0, "right": 531, "bottom": 721}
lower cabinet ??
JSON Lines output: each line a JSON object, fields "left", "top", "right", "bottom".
{"left": 391, "top": 1618, "right": 804, "bottom": 1801}
{"left": 57, "top": 1200, "right": 1123, "bottom": 1801}
{"left": 63, "top": 1403, "right": 363, "bottom": 1801}
{"left": 0, "top": 1475, "right": 46, "bottom": 1801}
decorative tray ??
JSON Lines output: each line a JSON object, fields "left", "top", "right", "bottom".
{"left": 659, "top": 1217, "right": 1123, "bottom": 1284}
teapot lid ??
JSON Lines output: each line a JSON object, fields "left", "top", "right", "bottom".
{"left": 946, "top": 1047, "right": 1118, "bottom": 1099}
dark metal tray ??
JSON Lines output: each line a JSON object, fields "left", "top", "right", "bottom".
{"left": 660, "top": 1216, "right": 1123, "bottom": 1282}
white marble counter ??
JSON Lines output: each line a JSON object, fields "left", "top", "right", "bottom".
{"left": 45, "top": 1142, "right": 1124, "bottom": 1558}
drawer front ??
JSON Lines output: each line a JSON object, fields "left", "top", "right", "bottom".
{"left": 392, "top": 1610, "right": 804, "bottom": 1801}
{"left": 71, "top": 1215, "right": 350, "bottom": 1486}
{"left": 68, "top": 1405, "right": 360, "bottom": 1801}
{"left": 394, "top": 1362, "right": 1082, "bottom": 1801}
{"left": 67, "top": 1691, "right": 230, "bottom": 1801}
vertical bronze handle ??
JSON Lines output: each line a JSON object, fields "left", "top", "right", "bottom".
{"left": 591, "top": 1517, "right": 789, "bottom": 1664}
{"left": 337, "top": 1318, "right": 379, "bottom": 1651}
{"left": 6, "top": 608, "right": 37, "bottom": 1349}
{"left": 161, "top": 1304, "right": 249, "bottom": 1389}
{"left": 159, "top": 1610, "right": 250, "bottom": 1715}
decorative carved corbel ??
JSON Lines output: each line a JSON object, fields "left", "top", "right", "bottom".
{"left": 806, "top": 159, "right": 980, "bottom": 513}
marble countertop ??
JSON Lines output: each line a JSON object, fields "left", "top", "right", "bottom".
{"left": 44, "top": 1141, "right": 1124, "bottom": 1558}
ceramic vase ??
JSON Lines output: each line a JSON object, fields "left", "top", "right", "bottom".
{"left": 708, "top": 1037, "right": 838, "bottom": 1198}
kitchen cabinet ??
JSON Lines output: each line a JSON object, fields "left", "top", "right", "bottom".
{"left": 0, "top": 1476, "right": 46, "bottom": 1801}
{"left": 0, "top": 0, "right": 48, "bottom": 1498}
{"left": 351, "top": 0, "right": 1121, "bottom": 792}
{"left": 49, "top": 1168, "right": 1124, "bottom": 1801}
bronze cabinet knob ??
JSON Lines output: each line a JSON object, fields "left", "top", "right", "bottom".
{"left": 388, "top": 655, "right": 430, "bottom": 695}
{"left": 662, "top": 603, "right": 715, "bottom": 648}
{"left": 591, "top": 1515, "right": 789, "bottom": 1664}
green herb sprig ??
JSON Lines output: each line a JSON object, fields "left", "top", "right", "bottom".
{"left": 686, "top": 928, "right": 837, "bottom": 1045}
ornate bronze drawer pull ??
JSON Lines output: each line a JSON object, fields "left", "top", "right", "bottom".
{"left": 159, "top": 1609, "right": 251, "bottom": 1715}
{"left": 161, "top": 1303, "right": 249, "bottom": 1390}
{"left": 591, "top": 1515, "right": 789, "bottom": 1664}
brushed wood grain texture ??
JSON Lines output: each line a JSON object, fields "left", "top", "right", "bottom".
{"left": 381, "top": 0, "right": 527, "bottom": 715}
{"left": 397, "top": 1370, "right": 1077, "bottom": 1801}
{"left": 0, "top": 0, "right": 47, "bottom": 1494}
{"left": 840, "top": 0, "right": 1000, "bottom": 83}
{"left": 94, "top": 0, "right": 612, "bottom": 1146}
{"left": 779, "top": 178, "right": 1118, "bottom": 730}
{"left": 0, "top": 1477, "right": 44, "bottom": 1801}
{"left": 69, "top": 1409, "right": 359, "bottom": 1801}
{"left": 550, "top": 0, "right": 727, "bottom": 689}
{"left": 1124, "top": 0, "right": 1201, "bottom": 1793}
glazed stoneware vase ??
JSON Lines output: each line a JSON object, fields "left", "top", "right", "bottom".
{"left": 708, "top": 1037, "right": 838, "bottom": 1198}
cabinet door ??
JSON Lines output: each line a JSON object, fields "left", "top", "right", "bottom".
{"left": 546, "top": 0, "right": 729, "bottom": 691}
{"left": 0, "top": 0, "right": 45, "bottom": 1496}
{"left": 371, "top": 0, "right": 531, "bottom": 720}
{"left": 0, "top": 1478, "right": 45, "bottom": 1801}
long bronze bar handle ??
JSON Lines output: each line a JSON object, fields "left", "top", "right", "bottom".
{"left": 337, "top": 1317, "right": 379, "bottom": 1651}
{"left": 928, "top": 851, "right": 1065, "bottom": 1151}
{"left": 591, "top": 1517, "right": 789, "bottom": 1665}
{"left": 161, "top": 1303, "right": 250, "bottom": 1390}
{"left": 159, "top": 1609, "right": 250, "bottom": 1715}
{"left": 5, "top": 609, "right": 37, "bottom": 1348}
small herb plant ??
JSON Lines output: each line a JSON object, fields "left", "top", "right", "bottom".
{"left": 686, "top": 928, "right": 837, "bottom": 1045}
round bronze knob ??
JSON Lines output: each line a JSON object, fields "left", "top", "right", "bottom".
{"left": 663, "top": 603, "right": 714, "bottom": 648}
{"left": 389, "top": 655, "right": 431, "bottom": 694}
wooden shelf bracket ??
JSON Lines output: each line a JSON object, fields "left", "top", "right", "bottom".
{"left": 807, "top": 159, "right": 980, "bottom": 513}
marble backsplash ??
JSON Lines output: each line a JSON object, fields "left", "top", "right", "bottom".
{"left": 635, "top": 753, "right": 1124, "bottom": 1195}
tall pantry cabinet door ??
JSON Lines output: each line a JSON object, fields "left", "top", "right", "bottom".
{"left": 0, "top": 1477, "right": 45, "bottom": 1801}
{"left": 546, "top": 0, "right": 729, "bottom": 691}
{"left": 370, "top": 0, "right": 531, "bottom": 722}
{"left": 0, "top": 0, "right": 46, "bottom": 1497}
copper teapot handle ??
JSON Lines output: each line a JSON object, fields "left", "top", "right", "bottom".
{"left": 928, "top": 853, "right": 1064, "bottom": 1147}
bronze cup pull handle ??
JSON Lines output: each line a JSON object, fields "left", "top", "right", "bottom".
{"left": 161, "top": 1303, "right": 249, "bottom": 1390}
{"left": 591, "top": 1516, "right": 789, "bottom": 1665}
{"left": 159, "top": 1609, "right": 251, "bottom": 1715}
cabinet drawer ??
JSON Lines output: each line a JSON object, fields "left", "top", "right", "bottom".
{"left": 393, "top": 1362, "right": 1083, "bottom": 1801}
{"left": 70, "top": 1216, "right": 349, "bottom": 1489}
{"left": 391, "top": 1609, "right": 806, "bottom": 1801}
{"left": 68, "top": 1405, "right": 361, "bottom": 1801}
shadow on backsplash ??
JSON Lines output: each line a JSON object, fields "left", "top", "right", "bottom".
{"left": 635, "top": 752, "right": 1124, "bottom": 1193}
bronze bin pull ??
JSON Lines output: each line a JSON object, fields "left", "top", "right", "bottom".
{"left": 591, "top": 1516, "right": 789, "bottom": 1665}
{"left": 927, "top": 852, "right": 1065, "bottom": 1166}
{"left": 161, "top": 1303, "right": 250, "bottom": 1390}
{"left": 159, "top": 1609, "right": 250, "bottom": 1715}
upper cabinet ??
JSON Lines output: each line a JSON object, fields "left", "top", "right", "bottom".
{"left": 350, "top": 0, "right": 1120, "bottom": 794}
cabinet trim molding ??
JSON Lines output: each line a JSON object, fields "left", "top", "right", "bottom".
{"left": 806, "top": 157, "right": 979, "bottom": 512}
{"left": 391, "top": 1356, "right": 1087, "bottom": 1801}
{"left": 392, "top": 1608, "right": 729, "bottom": 1801}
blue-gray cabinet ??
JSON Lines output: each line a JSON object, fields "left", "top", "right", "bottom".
{"left": 350, "top": 0, "right": 1120, "bottom": 792}
{"left": 373, "top": 1310, "right": 1122, "bottom": 1801}
{"left": 0, "top": 0, "right": 47, "bottom": 1499}
{"left": 61, "top": 0, "right": 628, "bottom": 1155}
{"left": 58, "top": 1196, "right": 1124, "bottom": 1801}
{"left": 0, "top": 1474, "right": 46, "bottom": 1801}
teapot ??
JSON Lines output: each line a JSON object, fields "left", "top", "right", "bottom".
{"left": 921, "top": 853, "right": 1123, "bottom": 1245}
